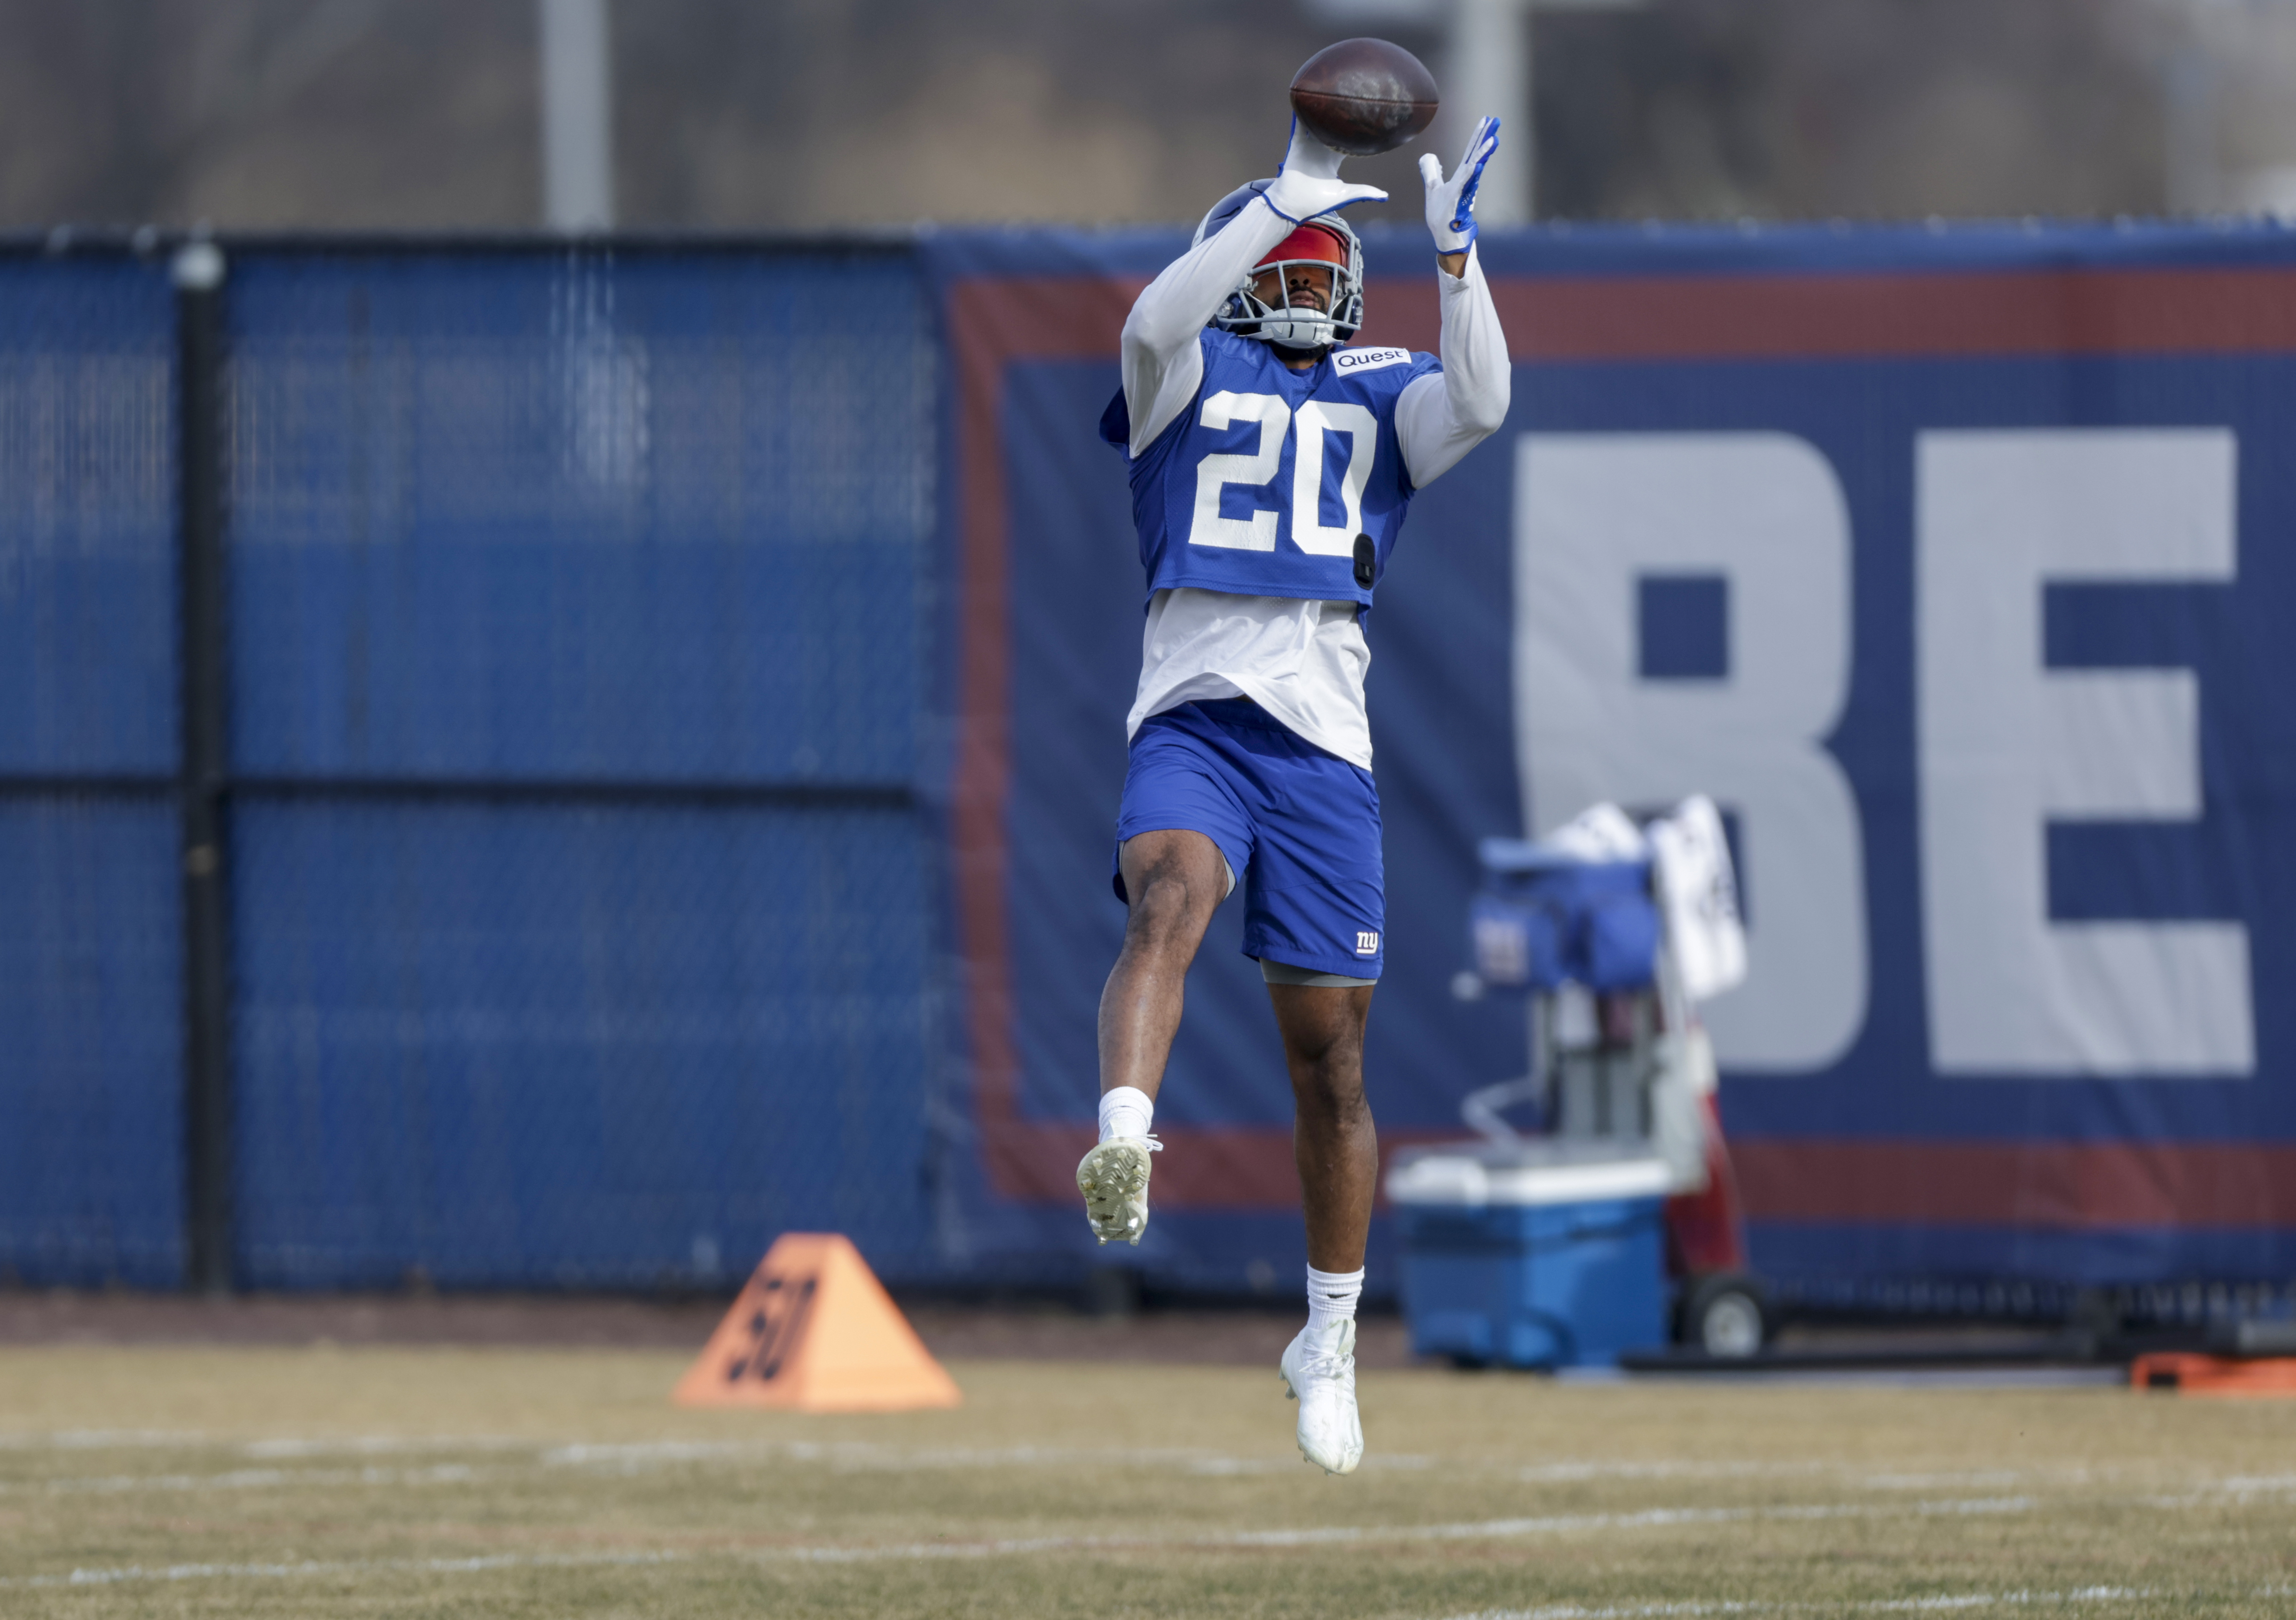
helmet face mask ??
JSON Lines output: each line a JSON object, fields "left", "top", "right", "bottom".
{"left": 1193, "top": 180, "right": 1366, "bottom": 351}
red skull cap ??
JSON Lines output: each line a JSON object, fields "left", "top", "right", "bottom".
{"left": 1256, "top": 223, "right": 1348, "bottom": 271}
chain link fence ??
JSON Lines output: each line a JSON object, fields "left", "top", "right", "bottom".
{"left": 0, "top": 255, "right": 184, "bottom": 1287}
{"left": 0, "top": 239, "right": 941, "bottom": 1291}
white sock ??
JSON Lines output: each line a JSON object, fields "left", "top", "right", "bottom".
{"left": 1098, "top": 1086, "right": 1155, "bottom": 1143}
{"left": 1306, "top": 1265, "right": 1364, "bottom": 1334}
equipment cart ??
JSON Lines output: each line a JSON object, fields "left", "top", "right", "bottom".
{"left": 1390, "top": 799, "right": 1767, "bottom": 1365}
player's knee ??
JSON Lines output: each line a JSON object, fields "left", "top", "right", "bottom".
{"left": 1290, "top": 1041, "right": 1368, "bottom": 1118}
{"left": 1124, "top": 866, "right": 1210, "bottom": 950}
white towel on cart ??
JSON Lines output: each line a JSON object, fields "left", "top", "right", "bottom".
{"left": 1648, "top": 795, "right": 1747, "bottom": 1004}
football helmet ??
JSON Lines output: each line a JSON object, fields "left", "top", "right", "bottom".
{"left": 1194, "top": 179, "right": 1365, "bottom": 351}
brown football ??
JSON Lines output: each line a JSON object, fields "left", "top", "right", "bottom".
{"left": 1288, "top": 38, "right": 1439, "bottom": 157}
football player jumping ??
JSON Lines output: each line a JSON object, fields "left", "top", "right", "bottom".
{"left": 1082, "top": 113, "right": 1510, "bottom": 1473}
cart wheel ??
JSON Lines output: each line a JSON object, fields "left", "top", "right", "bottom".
{"left": 1678, "top": 1273, "right": 1767, "bottom": 1358}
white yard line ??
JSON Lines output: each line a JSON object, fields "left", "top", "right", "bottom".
{"left": 0, "top": 1550, "right": 689, "bottom": 1590}
{"left": 1436, "top": 1584, "right": 2296, "bottom": 1619}
{"left": 0, "top": 1503, "right": 2030, "bottom": 1587}
{"left": 8, "top": 1521, "right": 2293, "bottom": 1620}
{"left": 0, "top": 1498, "right": 2044, "bottom": 1588}
{"left": 1435, "top": 1591, "right": 2154, "bottom": 1620}
{"left": 1199, "top": 1497, "right": 2037, "bottom": 1550}
{"left": 4, "top": 1492, "right": 2292, "bottom": 1604}
{"left": 240, "top": 1434, "right": 537, "bottom": 1458}
{"left": 0, "top": 1432, "right": 2269, "bottom": 1500}
{"left": 0, "top": 1431, "right": 1424, "bottom": 1477}
{"left": 1517, "top": 1461, "right": 1828, "bottom": 1484}
{"left": 535, "top": 1437, "right": 1439, "bottom": 1475}
{"left": 0, "top": 1432, "right": 2218, "bottom": 1494}
{"left": 1, "top": 1464, "right": 482, "bottom": 1496}
{"left": 0, "top": 1430, "right": 214, "bottom": 1451}
{"left": 374, "top": 1498, "right": 2047, "bottom": 1568}
{"left": 0, "top": 1431, "right": 532, "bottom": 1456}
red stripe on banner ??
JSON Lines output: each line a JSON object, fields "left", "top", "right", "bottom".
{"left": 982, "top": 1120, "right": 1461, "bottom": 1212}
{"left": 1735, "top": 1141, "right": 2296, "bottom": 1229}
{"left": 1354, "top": 266, "right": 2296, "bottom": 362}
{"left": 982, "top": 1122, "right": 1294, "bottom": 1210}
{"left": 946, "top": 277, "right": 1143, "bottom": 1201}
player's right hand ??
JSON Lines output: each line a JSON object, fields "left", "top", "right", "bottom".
{"left": 1263, "top": 117, "right": 1387, "bottom": 223}
{"left": 1419, "top": 116, "right": 1501, "bottom": 252}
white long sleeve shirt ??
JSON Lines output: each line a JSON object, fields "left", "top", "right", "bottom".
{"left": 1117, "top": 195, "right": 1511, "bottom": 769}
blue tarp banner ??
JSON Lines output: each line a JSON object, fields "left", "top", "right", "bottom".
{"left": 217, "top": 250, "right": 944, "bottom": 1291}
{"left": 926, "top": 222, "right": 2296, "bottom": 1302}
{"left": 7, "top": 229, "right": 2294, "bottom": 1306}
{"left": 0, "top": 257, "right": 184, "bottom": 1287}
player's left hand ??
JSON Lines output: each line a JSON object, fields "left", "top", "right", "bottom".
{"left": 1419, "top": 116, "right": 1500, "bottom": 253}
{"left": 1265, "top": 117, "right": 1388, "bottom": 224}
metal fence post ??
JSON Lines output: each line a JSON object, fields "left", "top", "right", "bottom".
{"left": 174, "top": 240, "right": 234, "bottom": 1295}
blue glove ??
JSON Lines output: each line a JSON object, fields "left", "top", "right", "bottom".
{"left": 1263, "top": 117, "right": 1388, "bottom": 224}
{"left": 1419, "top": 116, "right": 1501, "bottom": 252}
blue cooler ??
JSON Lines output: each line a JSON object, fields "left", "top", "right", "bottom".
{"left": 1387, "top": 1143, "right": 1671, "bottom": 1369}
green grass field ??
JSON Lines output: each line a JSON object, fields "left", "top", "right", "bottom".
{"left": 1, "top": 1344, "right": 2291, "bottom": 1618}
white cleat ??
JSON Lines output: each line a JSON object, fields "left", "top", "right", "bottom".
{"left": 1075, "top": 1136, "right": 1161, "bottom": 1245}
{"left": 1280, "top": 1317, "right": 1363, "bottom": 1475}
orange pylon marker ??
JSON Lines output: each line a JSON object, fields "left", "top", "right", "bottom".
{"left": 2131, "top": 1352, "right": 2296, "bottom": 1397}
{"left": 673, "top": 1233, "right": 961, "bottom": 1413}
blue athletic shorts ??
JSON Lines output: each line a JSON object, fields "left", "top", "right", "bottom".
{"left": 1112, "top": 697, "right": 1384, "bottom": 979}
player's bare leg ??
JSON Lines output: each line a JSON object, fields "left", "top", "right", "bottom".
{"left": 1270, "top": 980, "right": 1376, "bottom": 1475}
{"left": 1269, "top": 983, "right": 1378, "bottom": 1268}
{"left": 1099, "top": 829, "right": 1227, "bottom": 1100}
{"left": 1076, "top": 829, "right": 1228, "bottom": 1245}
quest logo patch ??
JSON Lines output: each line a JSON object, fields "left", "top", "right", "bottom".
{"left": 1332, "top": 347, "right": 1410, "bottom": 374}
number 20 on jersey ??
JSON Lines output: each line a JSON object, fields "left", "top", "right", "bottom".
{"left": 1188, "top": 391, "right": 1377, "bottom": 556}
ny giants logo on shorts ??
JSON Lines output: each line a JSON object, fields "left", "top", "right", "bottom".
{"left": 1355, "top": 931, "right": 1380, "bottom": 956}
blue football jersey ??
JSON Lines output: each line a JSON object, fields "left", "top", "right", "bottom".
{"left": 1099, "top": 329, "right": 1442, "bottom": 609}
